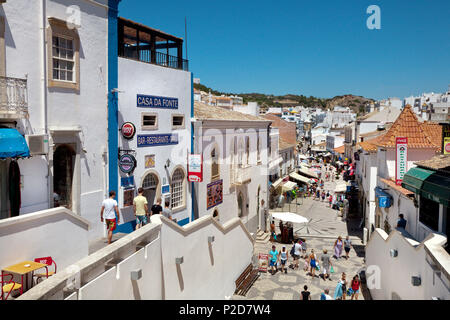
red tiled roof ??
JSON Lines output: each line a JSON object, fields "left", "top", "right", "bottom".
{"left": 420, "top": 121, "right": 443, "bottom": 153}
{"left": 375, "top": 105, "right": 439, "bottom": 149}
{"left": 357, "top": 134, "right": 386, "bottom": 153}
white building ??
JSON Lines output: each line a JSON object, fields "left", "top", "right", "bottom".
{"left": 116, "top": 18, "right": 192, "bottom": 229}
{"left": 192, "top": 101, "right": 271, "bottom": 234}
{"left": 0, "top": 0, "right": 111, "bottom": 240}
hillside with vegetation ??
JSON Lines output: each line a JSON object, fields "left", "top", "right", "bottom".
{"left": 194, "top": 83, "right": 374, "bottom": 115}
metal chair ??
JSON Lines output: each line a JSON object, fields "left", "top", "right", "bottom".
{"left": 1, "top": 273, "right": 22, "bottom": 300}
{"left": 33, "top": 257, "right": 57, "bottom": 284}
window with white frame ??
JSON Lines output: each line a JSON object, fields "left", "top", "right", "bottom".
{"left": 52, "top": 36, "right": 75, "bottom": 82}
{"left": 171, "top": 168, "right": 185, "bottom": 210}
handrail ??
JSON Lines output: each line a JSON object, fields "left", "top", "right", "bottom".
{"left": 119, "top": 49, "right": 189, "bottom": 71}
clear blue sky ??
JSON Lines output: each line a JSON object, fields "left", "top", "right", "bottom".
{"left": 119, "top": 0, "right": 450, "bottom": 100}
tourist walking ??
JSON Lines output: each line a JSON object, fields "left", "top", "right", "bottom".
{"left": 309, "top": 249, "right": 318, "bottom": 278}
{"left": 292, "top": 239, "right": 302, "bottom": 269}
{"left": 100, "top": 191, "right": 120, "bottom": 245}
{"left": 301, "top": 238, "right": 307, "bottom": 258}
{"left": 333, "top": 236, "right": 344, "bottom": 259}
{"left": 320, "top": 289, "right": 333, "bottom": 300}
{"left": 133, "top": 187, "right": 148, "bottom": 230}
{"left": 151, "top": 197, "right": 163, "bottom": 216}
{"left": 344, "top": 236, "right": 352, "bottom": 259}
{"left": 269, "top": 245, "right": 279, "bottom": 275}
{"left": 270, "top": 220, "right": 277, "bottom": 242}
{"left": 280, "top": 246, "right": 288, "bottom": 274}
{"left": 320, "top": 249, "right": 333, "bottom": 281}
{"left": 349, "top": 275, "right": 361, "bottom": 300}
{"left": 301, "top": 285, "right": 311, "bottom": 300}
{"left": 162, "top": 200, "right": 173, "bottom": 220}
{"left": 334, "top": 272, "right": 347, "bottom": 300}
{"left": 321, "top": 191, "right": 326, "bottom": 202}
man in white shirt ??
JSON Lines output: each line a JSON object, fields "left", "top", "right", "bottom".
{"left": 100, "top": 191, "right": 120, "bottom": 244}
{"left": 293, "top": 239, "right": 302, "bottom": 270}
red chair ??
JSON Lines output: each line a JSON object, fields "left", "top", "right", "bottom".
{"left": 1, "top": 273, "right": 22, "bottom": 300}
{"left": 33, "top": 257, "right": 57, "bottom": 284}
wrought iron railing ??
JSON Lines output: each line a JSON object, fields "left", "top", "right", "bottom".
{"left": 119, "top": 47, "right": 189, "bottom": 71}
{"left": 0, "top": 76, "right": 28, "bottom": 116}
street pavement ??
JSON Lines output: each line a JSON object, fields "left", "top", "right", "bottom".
{"left": 234, "top": 166, "right": 368, "bottom": 300}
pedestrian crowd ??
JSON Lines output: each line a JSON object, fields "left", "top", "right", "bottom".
{"left": 267, "top": 234, "right": 361, "bottom": 300}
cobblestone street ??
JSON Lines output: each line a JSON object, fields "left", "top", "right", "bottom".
{"left": 235, "top": 173, "right": 368, "bottom": 300}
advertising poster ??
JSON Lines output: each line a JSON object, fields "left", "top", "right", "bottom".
{"left": 207, "top": 179, "right": 223, "bottom": 210}
{"left": 258, "top": 253, "right": 269, "bottom": 272}
{"left": 188, "top": 154, "right": 203, "bottom": 182}
{"left": 396, "top": 137, "right": 408, "bottom": 185}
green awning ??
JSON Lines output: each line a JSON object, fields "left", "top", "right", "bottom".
{"left": 402, "top": 167, "right": 450, "bottom": 207}
{"left": 420, "top": 174, "right": 450, "bottom": 207}
{"left": 401, "top": 167, "right": 434, "bottom": 194}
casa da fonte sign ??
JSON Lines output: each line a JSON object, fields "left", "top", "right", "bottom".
{"left": 137, "top": 94, "right": 178, "bottom": 109}
{"left": 137, "top": 134, "right": 179, "bottom": 147}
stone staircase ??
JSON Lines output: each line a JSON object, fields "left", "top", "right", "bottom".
{"left": 255, "top": 229, "right": 270, "bottom": 244}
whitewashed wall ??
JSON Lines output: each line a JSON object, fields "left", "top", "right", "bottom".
{"left": 18, "top": 215, "right": 254, "bottom": 300}
{"left": 366, "top": 229, "right": 450, "bottom": 300}
{"left": 0, "top": 207, "right": 89, "bottom": 272}
{"left": 381, "top": 148, "right": 437, "bottom": 180}
{"left": 118, "top": 57, "right": 192, "bottom": 225}
{"left": 2, "top": 0, "right": 109, "bottom": 240}
{"left": 194, "top": 123, "right": 269, "bottom": 234}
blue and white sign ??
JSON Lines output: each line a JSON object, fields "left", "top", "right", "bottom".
{"left": 137, "top": 134, "right": 179, "bottom": 148}
{"left": 162, "top": 184, "right": 170, "bottom": 195}
{"left": 121, "top": 176, "right": 135, "bottom": 188}
{"left": 137, "top": 94, "right": 178, "bottom": 109}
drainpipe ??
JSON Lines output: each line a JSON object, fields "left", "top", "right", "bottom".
{"left": 40, "top": 0, "right": 52, "bottom": 209}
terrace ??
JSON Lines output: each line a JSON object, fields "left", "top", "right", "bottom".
{"left": 118, "top": 17, "right": 189, "bottom": 71}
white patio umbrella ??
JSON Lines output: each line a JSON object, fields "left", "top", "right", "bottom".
{"left": 270, "top": 212, "right": 309, "bottom": 224}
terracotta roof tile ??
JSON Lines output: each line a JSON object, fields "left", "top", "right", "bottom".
{"left": 380, "top": 178, "right": 414, "bottom": 196}
{"left": 420, "top": 121, "right": 443, "bottom": 152}
{"left": 375, "top": 105, "right": 439, "bottom": 149}
{"left": 357, "top": 134, "right": 385, "bottom": 153}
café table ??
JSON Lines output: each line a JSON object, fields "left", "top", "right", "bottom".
{"left": 1, "top": 261, "right": 48, "bottom": 295}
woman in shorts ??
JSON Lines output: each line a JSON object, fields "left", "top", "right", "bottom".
{"left": 350, "top": 275, "right": 361, "bottom": 300}
{"left": 269, "top": 245, "right": 279, "bottom": 275}
{"left": 309, "top": 249, "right": 317, "bottom": 278}
{"left": 280, "top": 246, "right": 288, "bottom": 274}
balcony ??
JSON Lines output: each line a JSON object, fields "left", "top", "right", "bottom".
{"left": 230, "top": 164, "right": 252, "bottom": 185}
{"left": 118, "top": 17, "right": 189, "bottom": 71}
{"left": 0, "top": 76, "right": 28, "bottom": 119}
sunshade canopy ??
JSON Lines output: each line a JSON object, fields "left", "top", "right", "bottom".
{"left": 289, "top": 172, "right": 311, "bottom": 185}
{"left": 270, "top": 212, "right": 309, "bottom": 224}
{"left": 0, "top": 128, "right": 30, "bottom": 159}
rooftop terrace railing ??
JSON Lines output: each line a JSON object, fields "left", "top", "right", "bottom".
{"left": 119, "top": 47, "right": 189, "bottom": 71}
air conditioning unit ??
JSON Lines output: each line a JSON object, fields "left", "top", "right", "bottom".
{"left": 26, "top": 134, "right": 49, "bottom": 155}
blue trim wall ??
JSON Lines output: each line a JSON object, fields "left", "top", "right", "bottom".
{"left": 108, "top": 0, "right": 119, "bottom": 196}
{"left": 108, "top": 0, "right": 120, "bottom": 233}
